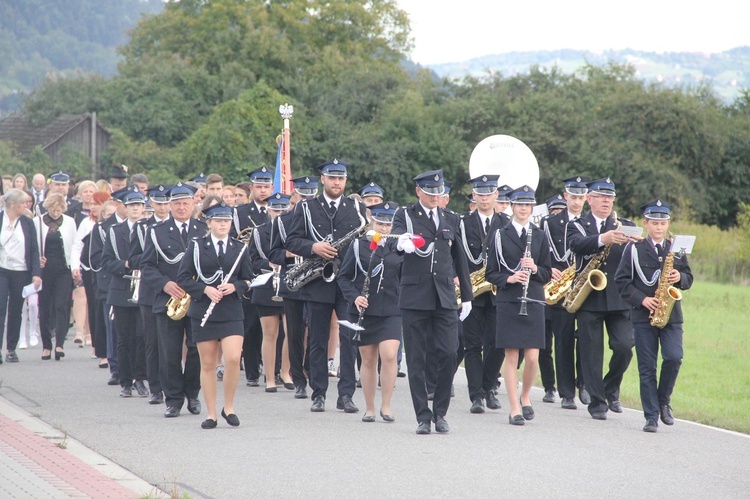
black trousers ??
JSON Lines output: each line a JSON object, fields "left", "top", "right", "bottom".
{"left": 141, "top": 305, "right": 161, "bottom": 395}
{"left": 40, "top": 262, "right": 73, "bottom": 351}
{"left": 283, "top": 297, "right": 307, "bottom": 389}
{"left": 402, "top": 307, "right": 458, "bottom": 424}
{"left": 426, "top": 311, "right": 464, "bottom": 395}
{"left": 0, "top": 268, "right": 29, "bottom": 352}
{"left": 307, "top": 294, "right": 355, "bottom": 401}
{"left": 576, "top": 309, "right": 634, "bottom": 415}
{"left": 113, "top": 306, "right": 146, "bottom": 388}
{"left": 156, "top": 313, "right": 201, "bottom": 408}
{"left": 634, "top": 322, "right": 683, "bottom": 421}
{"left": 241, "top": 299, "right": 262, "bottom": 381}
{"left": 462, "top": 303, "right": 505, "bottom": 401}
{"left": 82, "top": 270, "right": 106, "bottom": 359}
{"left": 539, "top": 316, "right": 556, "bottom": 392}
{"left": 551, "top": 307, "right": 583, "bottom": 399}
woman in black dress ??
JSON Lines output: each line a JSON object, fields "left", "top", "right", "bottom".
{"left": 338, "top": 202, "right": 402, "bottom": 422}
{"left": 486, "top": 186, "right": 551, "bottom": 425}
{"left": 177, "top": 202, "right": 253, "bottom": 429}
{"left": 249, "top": 192, "right": 294, "bottom": 392}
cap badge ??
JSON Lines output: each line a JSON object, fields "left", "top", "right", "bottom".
{"left": 305, "top": 177, "right": 310, "bottom": 183}
{"left": 482, "top": 176, "right": 487, "bottom": 182}
{"left": 384, "top": 203, "right": 390, "bottom": 210}
{"left": 333, "top": 159, "right": 339, "bottom": 165}
{"left": 158, "top": 185, "right": 164, "bottom": 191}
{"left": 656, "top": 200, "right": 662, "bottom": 206}
{"left": 557, "top": 194, "right": 562, "bottom": 199}
{"left": 434, "top": 174, "right": 439, "bottom": 181}
{"left": 523, "top": 186, "right": 529, "bottom": 192}
{"left": 261, "top": 167, "right": 267, "bottom": 173}
{"left": 576, "top": 176, "right": 581, "bottom": 182}
{"left": 606, "top": 177, "right": 612, "bottom": 184}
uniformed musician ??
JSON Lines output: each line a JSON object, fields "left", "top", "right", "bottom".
{"left": 233, "top": 167, "right": 272, "bottom": 388}
{"left": 494, "top": 185, "right": 512, "bottom": 215}
{"left": 486, "top": 186, "right": 552, "bottom": 426}
{"left": 566, "top": 177, "right": 639, "bottom": 420}
{"left": 391, "top": 169, "right": 472, "bottom": 434}
{"left": 338, "top": 201, "right": 402, "bottom": 423}
{"left": 615, "top": 200, "right": 693, "bottom": 432}
{"left": 284, "top": 159, "right": 368, "bottom": 414}
{"left": 176, "top": 202, "right": 253, "bottom": 429}
{"left": 459, "top": 174, "right": 508, "bottom": 414}
{"left": 541, "top": 177, "right": 591, "bottom": 409}
{"left": 102, "top": 186, "right": 148, "bottom": 398}
{"left": 141, "top": 182, "right": 205, "bottom": 418}
{"left": 268, "top": 176, "right": 318, "bottom": 399}
{"left": 129, "top": 184, "right": 172, "bottom": 406}
{"left": 249, "top": 192, "right": 294, "bottom": 392}
{"left": 357, "top": 182, "right": 385, "bottom": 207}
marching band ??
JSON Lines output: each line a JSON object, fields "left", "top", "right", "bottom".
{"left": 0, "top": 141, "right": 696, "bottom": 435}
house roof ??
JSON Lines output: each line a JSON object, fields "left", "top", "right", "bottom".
{"left": 0, "top": 112, "right": 109, "bottom": 155}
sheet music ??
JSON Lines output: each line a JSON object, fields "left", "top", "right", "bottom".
{"left": 671, "top": 235, "right": 696, "bottom": 255}
{"left": 249, "top": 270, "right": 274, "bottom": 288}
{"left": 618, "top": 225, "right": 643, "bottom": 238}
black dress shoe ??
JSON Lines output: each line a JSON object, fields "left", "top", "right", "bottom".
{"left": 148, "top": 393, "right": 164, "bottom": 405}
{"left": 265, "top": 386, "right": 278, "bottom": 393}
{"left": 187, "top": 398, "right": 201, "bottom": 415}
{"left": 521, "top": 404, "right": 535, "bottom": 421}
{"left": 108, "top": 376, "right": 120, "bottom": 386}
{"left": 426, "top": 392, "right": 435, "bottom": 401}
{"left": 579, "top": 385, "right": 591, "bottom": 405}
{"left": 310, "top": 396, "right": 325, "bottom": 412}
{"left": 54, "top": 349, "right": 64, "bottom": 361}
{"left": 164, "top": 406, "right": 180, "bottom": 418}
{"left": 509, "top": 414, "right": 525, "bottom": 426}
{"left": 134, "top": 380, "right": 149, "bottom": 397}
{"left": 99, "top": 360, "right": 109, "bottom": 369}
{"left": 607, "top": 399, "right": 623, "bottom": 413}
{"left": 643, "top": 419, "right": 658, "bottom": 433}
{"left": 660, "top": 404, "right": 675, "bottom": 425}
{"left": 119, "top": 386, "right": 132, "bottom": 398}
{"left": 380, "top": 409, "right": 395, "bottom": 422}
{"left": 336, "top": 394, "right": 359, "bottom": 413}
{"left": 294, "top": 386, "right": 308, "bottom": 399}
{"left": 543, "top": 389, "right": 556, "bottom": 403}
{"left": 6, "top": 351, "right": 19, "bottom": 362}
{"left": 470, "top": 398, "right": 485, "bottom": 414}
{"left": 486, "top": 392, "right": 502, "bottom": 410}
{"left": 221, "top": 408, "right": 240, "bottom": 427}
{"left": 416, "top": 421, "right": 431, "bottom": 435}
{"left": 41, "top": 352, "right": 51, "bottom": 361}
{"left": 561, "top": 397, "right": 577, "bottom": 410}
{"left": 283, "top": 382, "right": 295, "bottom": 390}
{"left": 591, "top": 411, "right": 607, "bottom": 421}
{"left": 397, "top": 366, "right": 406, "bottom": 378}
{"left": 246, "top": 378, "right": 260, "bottom": 387}
{"left": 201, "top": 418, "right": 217, "bottom": 429}
{"left": 435, "top": 416, "right": 450, "bottom": 433}
{"left": 361, "top": 414, "right": 376, "bottom": 422}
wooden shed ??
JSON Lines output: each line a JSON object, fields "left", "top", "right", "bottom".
{"left": 0, "top": 112, "right": 110, "bottom": 169}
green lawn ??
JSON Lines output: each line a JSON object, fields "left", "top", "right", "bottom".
{"left": 607, "top": 281, "right": 750, "bottom": 434}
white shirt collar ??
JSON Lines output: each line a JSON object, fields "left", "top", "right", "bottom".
{"left": 592, "top": 214, "right": 607, "bottom": 230}
{"left": 174, "top": 218, "right": 189, "bottom": 230}
{"left": 567, "top": 211, "right": 580, "bottom": 221}
{"left": 419, "top": 202, "right": 437, "bottom": 218}
{"left": 511, "top": 219, "right": 529, "bottom": 238}
{"left": 211, "top": 234, "right": 229, "bottom": 255}
{"left": 323, "top": 193, "right": 342, "bottom": 209}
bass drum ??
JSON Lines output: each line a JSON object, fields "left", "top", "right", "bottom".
{"left": 468, "top": 134, "right": 539, "bottom": 190}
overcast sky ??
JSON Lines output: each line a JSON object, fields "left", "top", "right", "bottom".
{"left": 397, "top": 0, "right": 750, "bottom": 65}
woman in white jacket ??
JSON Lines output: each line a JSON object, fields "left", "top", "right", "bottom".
{"left": 34, "top": 193, "right": 77, "bottom": 360}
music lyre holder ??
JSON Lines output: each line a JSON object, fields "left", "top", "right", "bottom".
{"left": 518, "top": 296, "right": 547, "bottom": 316}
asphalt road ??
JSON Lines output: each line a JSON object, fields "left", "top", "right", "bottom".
{"left": 1, "top": 337, "right": 749, "bottom": 498}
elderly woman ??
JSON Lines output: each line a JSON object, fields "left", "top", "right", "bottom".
{"left": 0, "top": 189, "right": 42, "bottom": 363}
{"left": 34, "top": 193, "right": 77, "bottom": 360}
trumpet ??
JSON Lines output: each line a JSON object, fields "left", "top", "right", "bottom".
{"left": 126, "top": 270, "right": 141, "bottom": 304}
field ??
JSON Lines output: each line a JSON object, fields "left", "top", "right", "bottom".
{"left": 604, "top": 281, "right": 750, "bottom": 433}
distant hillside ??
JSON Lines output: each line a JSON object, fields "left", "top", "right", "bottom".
{"left": 428, "top": 47, "right": 750, "bottom": 103}
{"left": 0, "top": 0, "right": 164, "bottom": 116}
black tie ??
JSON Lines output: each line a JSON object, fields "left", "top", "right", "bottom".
{"left": 260, "top": 206, "right": 267, "bottom": 215}
{"left": 329, "top": 200, "right": 337, "bottom": 215}
{"left": 428, "top": 210, "right": 435, "bottom": 229}
{"left": 599, "top": 220, "right": 606, "bottom": 233}
{"left": 520, "top": 227, "right": 527, "bottom": 241}
{"left": 655, "top": 243, "right": 663, "bottom": 258}
{"left": 484, "top": 217, "right": 490, "bottom": 236}
{"left": 217, "top": 240, "right": 225, "bottom": 265}
{"left": 181, "top": 223, "right": 188, "bottom": 246}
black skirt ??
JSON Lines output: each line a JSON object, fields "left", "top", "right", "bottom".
{"left": 345, "top": 314, "right": 402, "bottom": 347}
{"left": 495, "top": 301, "right": 545, "bottom": 349}
{"left": 190, "top": 318, "right": 244, "bottom": 343}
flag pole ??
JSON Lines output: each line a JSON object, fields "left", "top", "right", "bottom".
{"left": 279, "top": 103, "right": 294, "bottom": 195}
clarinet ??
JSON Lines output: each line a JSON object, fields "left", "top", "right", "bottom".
{"left": 518, "top": 226, "right": 533, "bottom": 316}
{"left": 352, "top": 244, "right": 379, "bottom": 342}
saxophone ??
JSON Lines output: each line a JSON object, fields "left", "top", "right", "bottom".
{"left": 455, "top": 266, "right": 496, "bottom": 307}
{"left": 284, "top": 224, "right": 368, "bottom": 291}
{"left": 544, "top": 260, "right": 576, "bottom": 305}
{"left": 167, "top": 292, "right": 191, "bottom": 320}
{"left": 563, "top": 212, "right": 620, "bottom": 313}
{"left": 649, "top": 237, "right": 682, "bottom": 328}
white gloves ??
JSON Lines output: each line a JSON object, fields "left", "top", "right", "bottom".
{"left": 397, "top": 233, "right": 416, "bottom": 253}
{"left": 459, "top": 301, "right": 472, "bottom": 321}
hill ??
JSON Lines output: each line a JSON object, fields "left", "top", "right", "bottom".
{"left": 0, "top": 0, "right": 164, "bottom": 116}
{"left": 428, "top": 47, "right": 750, "bottom": 103}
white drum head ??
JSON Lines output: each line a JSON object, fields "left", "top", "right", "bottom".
{"left": 468, "top": 134, "right": 539, "bottom": 190}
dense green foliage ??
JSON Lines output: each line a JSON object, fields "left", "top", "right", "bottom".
{"left": 4, "top": 0, "right": 750, "bottom": 238}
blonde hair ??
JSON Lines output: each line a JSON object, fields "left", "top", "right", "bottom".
{"left": 0, "top": 188, "right": 30, "bottom": 210}
{"left": 77, "top": 180, "right": 97, "bottom": 194}
{"left": 96, "top": 179, "right": 110, "bottom": 192}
